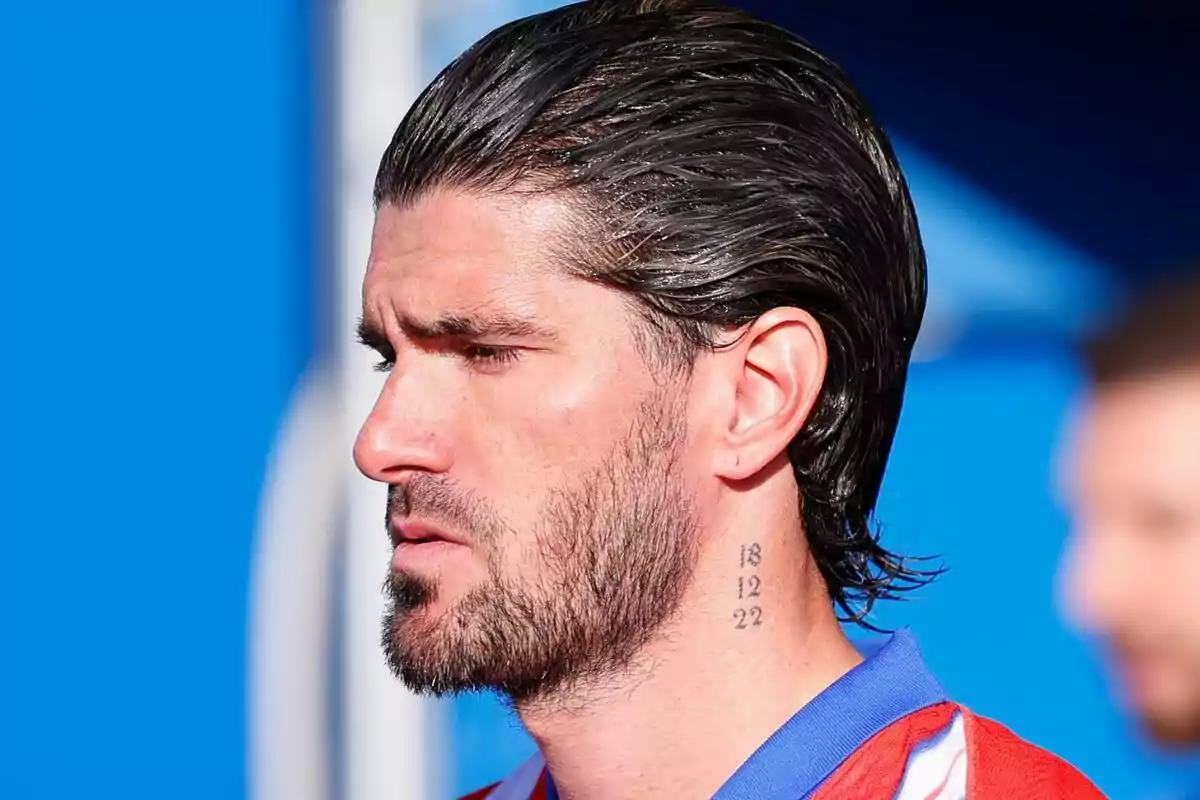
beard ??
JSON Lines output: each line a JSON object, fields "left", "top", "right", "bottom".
{"left": 1113, "top": 634, "right": 1200, "bottom": 748}
{"left": 1143, "top": 706, "right": 1200, "bottom": 748}
{"left": 380, "top": 394, "right": 699, "bottom": 706}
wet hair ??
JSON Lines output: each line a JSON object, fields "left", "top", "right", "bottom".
{"left": 373, "top": 0, "right": 934, "bottom": 624}
{"left": 1083, "top": 272, "right": 1200, "bottom": 386}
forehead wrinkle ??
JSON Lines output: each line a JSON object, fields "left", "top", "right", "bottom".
{"left": 365, "top": 257, "right": 578, "bottom": 346}
{"left": 364, "top": 190, "right": 604, "bottom": 347}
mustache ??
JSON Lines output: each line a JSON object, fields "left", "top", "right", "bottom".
{"left": 386, "top": 475, "right": 503, "bottom": 545}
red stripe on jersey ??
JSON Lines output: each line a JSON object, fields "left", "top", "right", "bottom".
{"left": 960, "top": 709, "right": 1106, "bottom": 799}
{"left": 530, "top": 770, "right": 550, "bottom": 799}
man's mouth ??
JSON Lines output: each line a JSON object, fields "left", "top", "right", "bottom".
{"left": 389, "top": 520, "right": 464, "bottom": 547}
{"left": 389, "top": 520, "right": 469, "bottom": 571}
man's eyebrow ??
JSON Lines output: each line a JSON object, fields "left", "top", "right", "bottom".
{"left": 356, "top": 310, "right": 555, "bottom": 347}
{"left": 400, "top": 311, "right": 554, "bottom": 341}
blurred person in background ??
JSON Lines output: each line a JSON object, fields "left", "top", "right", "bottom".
{"left": 353, "top": 1, "right": 1102, "bottom": 798}
{"left": 1060, "top": 273, "right": 1200, "bottom": 752}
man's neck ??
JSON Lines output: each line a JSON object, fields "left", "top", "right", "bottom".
{"left": 515, "top": 525, "right": 864, "bottom": 800}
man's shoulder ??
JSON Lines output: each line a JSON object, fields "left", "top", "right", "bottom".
{"left": 813, "top": 702, "right": 1105, "bottom": 799}
{"left": 958, "top": 707, "right": 1106, "bottom": 797}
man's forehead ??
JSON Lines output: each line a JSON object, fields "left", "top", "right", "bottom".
{"left": 1085, "top": 376, "right": 1200, "bottom": 448}
{"left": 361, "top": 187, "right": 622, "bottom": 335}
{"left": 366, "top": 188, "right": 573, "bottom": 287}
{"left": 1073, "top": 376, "right": 1200, "bottom": 502}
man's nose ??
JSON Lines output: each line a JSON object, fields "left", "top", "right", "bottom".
{"left": 353, "top": 373, "right": 453, "bottom": 483}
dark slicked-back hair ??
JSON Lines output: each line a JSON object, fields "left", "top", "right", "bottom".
{"left": 373, "top": 0, "right": 933, "bottom": 624}
{"left": 1083, "top": 273, "right": 1200, "bottom": 387}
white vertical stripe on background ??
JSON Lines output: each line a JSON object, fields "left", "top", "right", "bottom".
{"left": 248, "top": 362, "right": 342, "bottom": 800}
{"left": 340, "top": 2, "right": 444, "bottom": 800}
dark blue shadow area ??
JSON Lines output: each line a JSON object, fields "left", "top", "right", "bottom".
{"left": 733, "top": 4, "right": 1200, "bottom": 284}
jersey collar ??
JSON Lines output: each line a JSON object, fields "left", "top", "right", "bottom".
{"left": 712, "top": 628, "right": 947, "bottom": 800}
{"left": 543, "top": 628, "right": 946, "bottom": 800}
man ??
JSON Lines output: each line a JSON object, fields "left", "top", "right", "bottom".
{"left": 1059, "top": 275, "right": 1200, "bottom": 750}
{"left": 353, "top": 1, "right": 1102, "bottom": 797}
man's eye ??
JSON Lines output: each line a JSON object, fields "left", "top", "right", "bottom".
{"left": 462, "top": 344, "right": 520, "bottom": 366}
{"left": 373, "top": 357, "right": 395, "bottom": 373}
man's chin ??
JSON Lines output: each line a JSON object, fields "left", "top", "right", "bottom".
{"left": 1140, "top": 707, "right": 1200, "bottom": 749}
{"left": 381, "top": 588, "right": 500, "bottom": 697}
{"left": 383, "top": 587, "right": 466, "bottom": 646}
{"left": 382, "top": 613, "right": 464, "bottom": 696}
{"left": 1114, "top": 654, "right": 1200, "bottom": 747}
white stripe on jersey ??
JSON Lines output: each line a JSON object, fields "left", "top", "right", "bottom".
{"left": 894, "top": 712, "right": 968, "bottom": 800}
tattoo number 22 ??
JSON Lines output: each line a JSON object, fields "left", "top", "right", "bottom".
{"left": 733, "top": 607, "right": 762, "bottom": 629}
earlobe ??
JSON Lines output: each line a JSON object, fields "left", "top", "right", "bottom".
{"left": 714, "top": 308, "right": 826, "bottom": 481}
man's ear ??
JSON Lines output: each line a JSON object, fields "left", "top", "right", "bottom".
{"left": 709, "top": 307, "right": 827, "bottom": 481}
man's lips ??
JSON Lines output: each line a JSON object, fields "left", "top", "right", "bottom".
{"left": 389, "top": 520, "right": 470, "bottom": 572}
{"left": 388, "top": 519, "right": 467, "bottom": 549}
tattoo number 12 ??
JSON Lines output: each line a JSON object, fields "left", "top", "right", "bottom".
{"left": 738, "top": 574, "right": 761, "bottom": 599}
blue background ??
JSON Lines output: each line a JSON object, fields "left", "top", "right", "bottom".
{"left": 2, "top": 2, "right": 1197, "bottom": 798}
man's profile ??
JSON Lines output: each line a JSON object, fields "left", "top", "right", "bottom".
{"left": 1059, "top": 274, "right": 1200, "bottom": 751}
{"left": 352, "top": 1, "right": 1103, "bottom": 797}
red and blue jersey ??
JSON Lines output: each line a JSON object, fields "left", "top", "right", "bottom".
{"left": 460, "top": 630, "right": 1104, "bottom": 799}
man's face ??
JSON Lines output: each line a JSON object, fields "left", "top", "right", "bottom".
{"left": 354, "top": 188, "right": 702, "bottom": 703}
{"left": 1060, "top": 372, "right": 1200, "bottom": 747}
